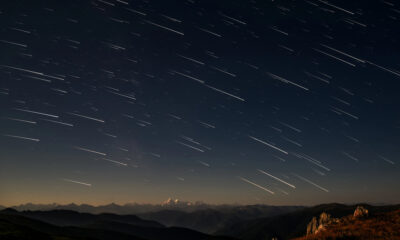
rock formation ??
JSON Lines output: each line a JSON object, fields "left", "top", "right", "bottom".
{"left": 353, "top": 205, "right": 369, "bottom": 218}
{"left": 306, "top": 212, "right": 339, "bottom": 235}
{"left": 306, "top": 206, "right": 370, "bottom": 236}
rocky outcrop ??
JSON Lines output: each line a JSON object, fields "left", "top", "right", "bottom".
{"left": 306, "top": 216, "right": 318, "bottom": 235}
{"left": 295, "top": 207, "right": 400, "bottom": 240}
{"left": 306, "top": 206, "right": 370, "bottom": 236}
{"left": 306, "top": 212, "right": 339, "bottom": 235}
{"left": 353, "top": 206, "right": 369, "bottom": 218}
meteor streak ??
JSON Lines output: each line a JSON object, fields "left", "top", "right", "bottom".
{"left": 239, "top": 177, "right": 275, "bottom": 194}
{"left": 258, "top": 169, "right": 296, "bottom": 189}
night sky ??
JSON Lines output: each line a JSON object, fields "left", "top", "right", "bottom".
{"left": 1, "top": 0, "right": 399, "bottom": 206}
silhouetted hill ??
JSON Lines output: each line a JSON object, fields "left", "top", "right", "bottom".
{"left": 0, "top": 209, "right": 236, "bottom": 240}
{"left": 0, "top": 211, "right": 145, "bottom": 240}
{"left": 0, "top": 218, "right": 52, "bottom": 240}
{"left": 10, "top": 209, "right": 163, "bottom": 228}
{"left": 5, "top": 203, "right": 303, "bottom": 234}
{"left": 294, "top": 208, "right": 400, "bottom": 240}
{"left": 2, "top": 204, "right": 398, "bottom": 240}
{"left": 139, "top": 205, "right": 303, "bottom": 233}
{"left": 86, "top": 220, "right": 234, "bottom": 240}
{"left": 216, "top": 203, "right": 400, "bottom": 240}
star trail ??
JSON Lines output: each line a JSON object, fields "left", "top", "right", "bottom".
{"left": 0, "top": 0, "right": 399, "bottom": 206}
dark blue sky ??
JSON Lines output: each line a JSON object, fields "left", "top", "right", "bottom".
{"left": 0, "top": 0, "right": 399, "bottom": 206}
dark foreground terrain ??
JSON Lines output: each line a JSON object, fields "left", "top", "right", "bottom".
{"left": 294, "top": 208, "right": 400, "bottom": 240}
{"left": 0, "top": 208, "right": 234, "bottom": 240}
{"left": 1, "top": 203, "right": 399, "bottom": 240}
{"left": 217, "top": 203, "right": 400, "bottom": 240}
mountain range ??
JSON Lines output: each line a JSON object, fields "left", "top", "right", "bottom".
{"left": 0, "top": 208, "right": 234, "bottom": 240}
{"left": 3, "top": 201, "right": 303, "bottom": 233}
{"left": 1, "top": 203, "right": 399, "bottom": 240}
{"left": 5, "top": 199, "right": 254, "bottom": 214}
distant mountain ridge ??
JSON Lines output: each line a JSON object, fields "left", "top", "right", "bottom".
{"left": 7, "top": 199, "right": 229, "bottom": 214}
{"left": 0, "top": 208, "right": 235, "bottom": 240}
{"left": 138, "top": 205, "right": 303, "bottom": 233}
{"left": 5, "top": 209, "right": 163, "bottom": 228}
{"left": 1, "top": 203, "right": 398, "bottom": 240}
{"left": 4, "top": 201, "right": 303, "bottom": 234}
{"left": 6, "top": 199, "right": 303, "bottom": 214}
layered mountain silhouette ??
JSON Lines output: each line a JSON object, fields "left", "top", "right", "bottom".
{"left": 7, "top": 199, "right": 214, "bottom": 214}
{"left": 6, "top": 202, "right": 303, "bottom": 233}
{"left": 7, "top": 200, "right": 301, "bottom": 215}
{"left": 1, "top": 203, "right": 399, "bottom": 240}
{"left": 138, "top": 205, "right": 302, "bottom": 233}
{"left": 5, "top": 209, "right": 163, "bottom": 228}
{"left": 0, "top": 208, "right": 234, "bottom": 240}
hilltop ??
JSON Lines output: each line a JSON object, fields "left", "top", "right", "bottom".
{"left": 294, "top": 207, "right": 400, "bottom": 240}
